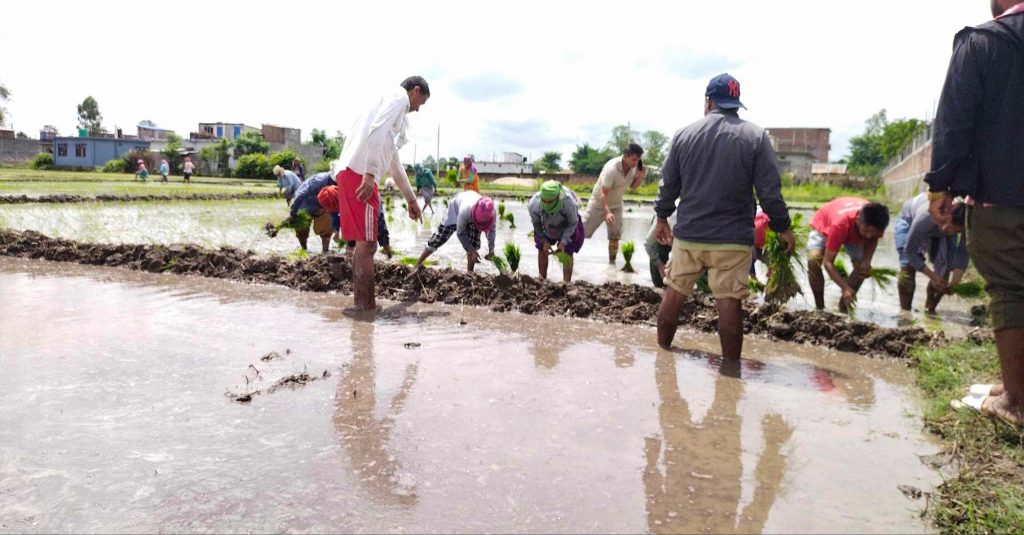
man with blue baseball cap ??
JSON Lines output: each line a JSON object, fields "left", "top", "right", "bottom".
{"left": 653, "top": 73, "right": 795, "bottom": 357}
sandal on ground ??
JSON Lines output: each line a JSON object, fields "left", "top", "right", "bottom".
{"left": 951, "top": 394, "right": 1024, "bottom": 430}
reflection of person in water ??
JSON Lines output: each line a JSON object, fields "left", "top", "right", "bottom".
{"left": 644, "top": 352, "right": 793, "bottom": 534}
{"left": 333, "top": 318, "right": 419, "bottom": 505}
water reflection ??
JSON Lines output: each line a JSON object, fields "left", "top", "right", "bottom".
{"left": 333, "top": 316, "right": 419, "bottom": 506}
{"left": 644, "top": 352, "right": 793, "bottom": 534}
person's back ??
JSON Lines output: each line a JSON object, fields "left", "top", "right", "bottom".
{"left": 928, "top": 12, "right": 1024, "bottom": 204}
{"left": 666, "top": 110, "right": 786, "bottom": 245}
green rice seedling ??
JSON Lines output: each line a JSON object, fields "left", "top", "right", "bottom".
{"left": 503, "top": 212, "right": 516, "bottom": 228}
{"left": 527, "top": 230, "right": 535, "bottom": 238}
{"left": 833, "top": 257, "right": 850, "bottom": 279}
{"left": 286, "top": 248, "right": 309, "bottom": 261}
{"left": 490, "top": 255, "right": 510, "bottom": 275}
{"left": 696, "top": 273, "right": 712, "bottom": 294}
{"left": 398, "top": 256, "right": 435, "bottom": 266}
{"left": 748, "top": 277, "right": 765, "bottom": 294}
{"left": 504, "top": 242, "right": 521, "bottom": 273}
{"left": 621, "top": 241, "right": 636, "bottom": 272}
{"left": 868, "top": 267, "right": 898, "bottom": 290}
{"left": 498, "top": 201, "right": 507, "bottom": 218}
{"left": 264, "top": 209, "right": 313, "bottom": 238}
{"left": 554, "top": 251, "right": 571, "bottom": 267}
{"left": 951, "top": 280, "right": 987, "bottom": 299}
{"left": 763, "top": 224, "right": 806, "bottom": 304}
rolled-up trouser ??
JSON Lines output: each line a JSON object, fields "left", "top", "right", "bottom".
{"left": 582, "top": 204, "right": 624, "bottom": 240}
{"left": 968, "top": 205, "right": 1024, "bottom": 330}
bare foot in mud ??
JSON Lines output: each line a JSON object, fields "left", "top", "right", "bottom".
{"left": 383, "top": 245, "right": 394, "bottom": 259}
{"left": 982, "top": 394, "right": 1024, "bottom": 429}
{"left": 342, "top": 306, "right": 377, "bottom": 322}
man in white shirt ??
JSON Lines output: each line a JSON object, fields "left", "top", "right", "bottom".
{"left": 582, "top": 143, "right": 646, "bottom": 263}
{"left": 332, "top": 76, "right": 428, "bottom": 311}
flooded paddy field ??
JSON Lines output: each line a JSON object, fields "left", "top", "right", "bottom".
{"left": 0, "top": 180, "right": 277, "bottom": 199}
{"left": 0, "top": 257, "right": 940, "bottom": 533}
{"left": 0, "top": 197, "right": 982, "bottom": 335}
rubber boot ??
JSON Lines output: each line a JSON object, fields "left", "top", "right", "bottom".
{"left": 898, "top": 266, "right": 916, "bottom": 311}
{"left": 925, "top": 282, "right": 943, "bottom": 314}
{"left": 608, "top": 240, "right": 619, "bottom": 264}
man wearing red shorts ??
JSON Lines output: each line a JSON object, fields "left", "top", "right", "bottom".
{"left": 332, "top": 76, "right": 428, "bottom": 310}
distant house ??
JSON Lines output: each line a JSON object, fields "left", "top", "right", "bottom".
{"left": 476, "top": 152, "right": 532, "bottom": 175}
{"left": 261, "top": 124, "right": 301, "bottom": 147}
{"left": 195, "top": 122, "right": 260, "bottom": 141}
{"left": 811, "top": 163, "right": 848, "bottom": 180}
{"left": 137, "top": 124, "right": 176, "bottom": 141}
{"left": 767, "top": 127, "right": 831, "bottom": 181}
{"left": 53, "top": 137, "right": 149, "bottom": 168}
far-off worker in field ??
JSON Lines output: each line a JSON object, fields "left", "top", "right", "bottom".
{"left": 583, "top": 143, "right": 646, "bottom": 264}
{"left": 894, "top": 193, "right": 967, "bottom": 314}
{"left": 182, "top": 156, "right": 194, "bottom": 183}
{"left": 135, "top": 159, "right": 149, "bottom": 181}
{"left": 807, "top": 197, "right": 889, "bottom": 312}
{"left": 529, "top": 180, "right": 586, "bottom": 283}
{"left": 287, "top": 171, "right": 337, "bottom": 253}
{"left": 654, "top": 73, "right": 794, "bottom": 358}
{"left": 414, "top": 163, "right": 437, "bottom": 215}
{"left": 459, "top": 155, "right": 481, "bottom": 193}
{"left": 158, "top": 159, "right": 170, "bottom": 182}
{"left": 292, "top": 158, "right": 305, "bottom": 181}
{"left": 414, "top": 190, "right": 497, "bottom": 273}
{"left": 274, "top": 165, "right": 302, "bottom": 204}
{"left": 332, "top": 76, "right": 426, "bottom": 310}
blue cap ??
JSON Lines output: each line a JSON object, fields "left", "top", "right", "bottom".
{"left": 705, "top": 73, "right": 746, "bottom": 110}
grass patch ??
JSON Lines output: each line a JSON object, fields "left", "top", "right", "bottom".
{"left": 911, "top": 340, "right": 1024, "bottom": 532}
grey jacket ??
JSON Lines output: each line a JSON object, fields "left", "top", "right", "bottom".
{"left": 528, "top": 187, "right": 579, "bottom": 246}
{"left": 900, "top": 195, "right": 968, "bottom": 274}
{"left": 655, "top": 109, "right": 791, "bottom": 245}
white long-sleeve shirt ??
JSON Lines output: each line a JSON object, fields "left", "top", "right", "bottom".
{"left": 332, "top": 90, "right": 416, "bottom": 204}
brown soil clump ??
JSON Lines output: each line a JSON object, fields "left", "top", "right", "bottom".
{"left": 0, "top": 229, "right": 942, "bottom": 358}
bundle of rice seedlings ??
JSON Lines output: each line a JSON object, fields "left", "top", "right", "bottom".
{"left": 554, "top": 251, "right": 571, "bottom": 267}
{"left": 621, "top": 241, "right": 636, "bottom": 272}
{"left": 398, "top": 256, "right": 435, "bottom": 266}
{"left": 833, "top": 257, "right": 850, "bottom": 279}
{"left": 498, "top": 201, "right": 507, "bottom": 218}
{"left": 763, "top": 228, "right": 804, "bottom": 304}
{"left": 868, "top": 267, "right": 898, "bottom": 290}
{"left": 696, "top": 273, "right": 712, "bottom": 294}
{"left": 951, "top": 280, "right": 987, "bottom": 298}
{"left": 748, "top": 277, "right": 765, "bottom": 294}
{"left": 490, "top": 255, "right": 510, "bottom": 275}
{"left": 504, "top": 242, "right": 521, "bottom": 273}
{"left": 502, "top": 212, "right": 516, "bottom": 228}
{"left": 264, "top": 210, "right": 313, "bottom": 238}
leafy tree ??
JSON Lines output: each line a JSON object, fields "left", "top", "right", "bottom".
{"left": 310, "top": 128, "right": 327, "bottom": 146}
{"left": 234, "top": 130, "right": 269, "bottom": 156}
{"left": 234, "top": 153, "right": 273, "bottom": 179}
{"left": 41, "top": 124, "right": 59, "bottom": 136}
{"left": 0, "top": 81, "right": 10, "bottom": 127}
{"left": 162, "top": 132, "right": 183, "bottom": 173}
{"left": 310, "top": 128, "right": 343, "bottom": 161}
{"left": 77, "top": 96, "right": 104, "bottom": 135}
{"left": 422, "top": 155, "right": 437, "bottom": 173}
{"left": 448, "top": 157, "right": 459, "bottom": 171}
{"left": 640, "top": 130, "right": 668, "bottom": 182}
{"left": 199, "top": 138, "right": 233, "bottom": 176}
{"left": 846, "top": 109, "right": 925, "bottom": 178}
{"left": 15, "top": 131, "right": 28, "bottom": 139}
{"left": 569, "top": 143, "right": 615, "bottom": 175}
{"left": 538, "top": 151, "right": 562, "bottom": 172}
{"left": 323, "top": 139, "right": 342, "bottom": 161}
{"left": 138, "top": 119, "right": 156, "bottom": 127}
{"left": 607, "top": 124, "right": 639, "bottom": 154}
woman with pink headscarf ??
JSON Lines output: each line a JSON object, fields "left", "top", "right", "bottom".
{"left": 413, "top": 190, "right": 496, "bottom": 272}
{"left": 458, "top": 154, "right": 480, "bottom": 193}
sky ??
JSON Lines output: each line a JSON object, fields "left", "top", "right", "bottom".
{"left": 0, "top": 0, "right": 993, "bottom": 166}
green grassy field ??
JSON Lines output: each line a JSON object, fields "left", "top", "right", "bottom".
{"left": 0, "top": 168, "right": 276, "bottom": 188}
{"left": 912, "top": 340, "right": 1024, "bottom": 532}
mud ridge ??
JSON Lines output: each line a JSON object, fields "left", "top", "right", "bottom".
{"left": 0, "top": 191, "right": 281, "bottom": 204}
{"left": 0, "top": 228, "right": 943, "bottom": 358}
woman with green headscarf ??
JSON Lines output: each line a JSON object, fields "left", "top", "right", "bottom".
{"left": 528, "top": 180, "right": 586, "bottom": 282}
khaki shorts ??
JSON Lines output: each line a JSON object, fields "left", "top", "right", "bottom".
{"left": 968, "top": 205, "right": 1024, "bottom": 331}
{"left": 583, "top": 204, "right": 624, "bottom": 240}
{"left": 664, "top": 242, "right": 751, "bottom": 300}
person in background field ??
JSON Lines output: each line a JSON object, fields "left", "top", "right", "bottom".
{"left": 292, "top": 158, "right": 305, "bottom": 181}
{"left": 895, "top": 193, "right": 968, "bottom": 314}
{"left": 332, "top": 75, "right": 426, "bottom": 311}
{"left": 135, "top": 159, "right": 149, "bottom": 181}
{"left": 414, "top": 163, "right": 437, "bottom": 215}
{"left": 924, "top": 0, "right": 1024, "bottom": 426}
{"left": 806, "top": 197, "right": 890, "bottom": 312}
{"left": 654, "top": 73, "right": 794, "bottom": 358}
{"left": 582, "top": 143, "right": 646, "bottom": 264}
{"left": 182, "top": 156, "right": 194, "bottom": 183}
{"left": 413, "top": 190, "right": 496, "bottom": 273}
{"left": 459, "top": 155, "right": 480, "bottom": 193}
{"left": 273, "top": 164, "right": 301, "bottom": 205}
{"left": 287, "top": 171, "right": 337, "bottom": 253}
{"left": 528, "top": 180, "right": 585, "bottom": 283}
{"left": 158, "top": 159, "right": 170, "bottom": 182}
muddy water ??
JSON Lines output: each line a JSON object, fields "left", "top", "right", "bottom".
{"left": 0, "top": 257, "right": 938, "bottom": 533}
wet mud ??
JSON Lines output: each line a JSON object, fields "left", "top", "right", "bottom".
{"left": 226, "top": 350, "right": 331, "bottom": 403}
{"left": 0, "top": 229, "right": 942, "bottom": 358}
{"left": 0, "top": 191, "right": 281, "bottom": 204}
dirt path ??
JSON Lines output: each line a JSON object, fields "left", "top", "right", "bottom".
{"left": 0, "top": 229, "right": 941, "bottom": 358}
{"left": 0, "top": 192, "right": 281, "bottom": 204}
